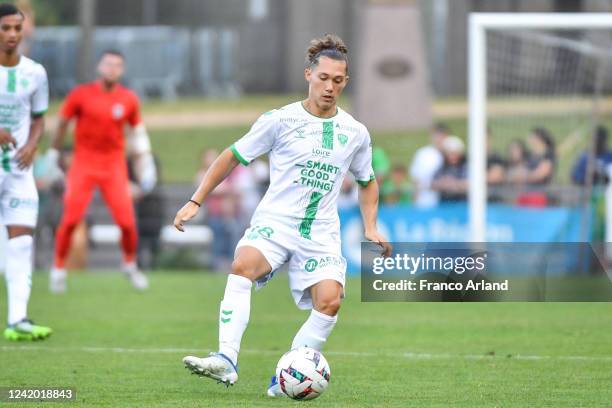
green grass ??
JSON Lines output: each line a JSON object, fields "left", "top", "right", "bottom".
{"left": 2, "top": 272, "right": 612, "bottom": 407}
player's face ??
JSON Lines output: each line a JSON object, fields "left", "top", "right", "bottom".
{"left": 97, "top": 54, "right": 125, "bottom": 84}
{"left": 305, "top": 56, "right": 349, "bottom": 112}
{"left": 0, "top": 14, "right": 23, "bottom": 52}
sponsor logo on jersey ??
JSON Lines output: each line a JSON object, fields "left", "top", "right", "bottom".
{"left": 111, "top": 103, "right": 125, "bottom": 120}
{"left": 295, "top": 160, "right": 340, "bottom": 192}
{"left": 311, "top": 147, "right": 331, "bottom": 158}
{"left": 295, "top": 129, "right": 305, "bottom": 139}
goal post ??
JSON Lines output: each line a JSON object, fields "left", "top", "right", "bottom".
{"left": 468, "top": 12, "right": 612, "bottom": 242}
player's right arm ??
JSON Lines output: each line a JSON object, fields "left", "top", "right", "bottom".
{"left": 174, "top": 111, "right": 277, "bottom": 232}
{"left": 173, "top": 148, "right": 240, "bottom": 231}
{"left": 48, "top": 88, "right": 80, "bottom": 163}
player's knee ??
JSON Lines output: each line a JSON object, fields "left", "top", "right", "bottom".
{"left": 316, "top": 297, "right": 342, "bottom": 316}
{"left": 231, "top": 258, "right": 258, "bottom": 280}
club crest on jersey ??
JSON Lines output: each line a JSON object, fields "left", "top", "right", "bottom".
{"left": 111, "top": 103, "right": 125, "bottom": 120}
{"left": 337, "top": 134, "right": 348, "bottom": 146}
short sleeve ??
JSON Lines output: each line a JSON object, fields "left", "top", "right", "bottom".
{"left": 127, "top": 93, "right": 142, "bottom": 126}
{"left": 60, "top": 87, "right": 81, "bottom": 120}
{"left": 350, "top": 127, "right": 375, "bottom": 186}
{"left": 31, "top": 65, "right": 49, "bottom": 116}
{"left": 230, "top": 112, "right": 278, "bottom": 166}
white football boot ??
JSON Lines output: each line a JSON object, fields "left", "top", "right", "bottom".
{"left": 183, "top": 352, "right": 238, "bottom": 386}
{"left": 267, "top": 375, "right": 285, "bottom": 397}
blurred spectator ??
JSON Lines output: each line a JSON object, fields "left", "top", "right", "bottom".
{"left": 128, "top": 155, "right": 165, "bottom": 270}
{"left": 381, "top": 164, "right": 412, "bottom": 204}
{"left": 525, "top": 127, "right": 556, "bottom": 186}
{"left": 372, "top": 146, "right": 391, "bottom": 182}
{"left": 410, "top": 123, "right": 450, "bottom": 208}
{"left": 234, "top": 159, "right": 268, "bottom": 226}
{"left": 431, "top": 135, "right": 468, "bottom": 203}
{"left": 571, "top": 125, "right": 612, "bottom": 185}
{"left": 338, "top": 174, "right": 359, "bottom": 210}
{"left": 511, "top": 128, "right": 555, "bottom": 207}
{"left": 486, "top": 130, "right": 505, "bottom": 186}
{"left": 506, "top": 139, "right": 529, "bottom": 185}
{"left": 195, "top": 148, "right": 242, "bottom": 271}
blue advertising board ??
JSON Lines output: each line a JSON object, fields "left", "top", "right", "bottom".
{"left": 339, "top": 203, "right": 589, "bottom": 274}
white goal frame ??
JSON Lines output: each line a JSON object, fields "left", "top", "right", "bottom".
{"left": 468, "top": 12, "right": 612, "bottom": 242}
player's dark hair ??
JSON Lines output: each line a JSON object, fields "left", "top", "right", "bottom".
{"left": 0, "top": 3, "right": 24, "bottom": 20}
{"left": 306, "top": 34, "right": 348, "bottom": 72}
{"left": 99, "top": 49, "right": 124, "bottom": 60}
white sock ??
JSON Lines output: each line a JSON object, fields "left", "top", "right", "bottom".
{"left": 50, "top": 266, "right": 67, "bottom": 279}
{"left": 218, "top": 274, "right": 252, "bottom": 366}
{"left": 291, "top": 309, "right": 338, "bottom": 351}
{"left": 121, "top": 261, "right": 138, "bottom": 274}
{"left": 5, "top": 235, "right": 33, "bottom": 325}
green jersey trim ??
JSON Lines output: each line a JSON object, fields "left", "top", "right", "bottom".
{"left": 7, "top": 69, "right": 16, "bottom": 93}
{"left": 31, "top": 109, "right": 47, "bottom": 118}
{"left": 356, "top": 175, "right": 375, "bottom": 187}
{"left": 300, "top": 101, "right": 338, "bottom": 119}
{"left": 230, "top": 144, "right": 250, "bottom": 166}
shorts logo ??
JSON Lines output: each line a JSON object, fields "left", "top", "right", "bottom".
{"left": 304, "top": 256, "right": 343, "bottom": 272}
{"left": 305, "top": 258, "right": 318, "bottom": 272}
{"left": 337, "top": 134, "right": 348, "bottom": 146}
{"left": 111, "top": 103, "right": 125, "bottom": 120}
{"left": 246, "top": 225, "right": 274, "bottom": 240}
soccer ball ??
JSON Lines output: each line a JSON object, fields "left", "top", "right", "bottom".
{"left": 275, "top": 346, "right": 331, "bottom": 400}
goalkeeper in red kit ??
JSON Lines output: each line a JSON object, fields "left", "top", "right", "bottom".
{"left": 48, "top": 50, "right": 156, "bottom": 293}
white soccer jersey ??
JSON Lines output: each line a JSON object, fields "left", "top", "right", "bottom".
{"left": 0, "top": 56, "right": 48, "bottom": 173}
{"left": 231, "top": 101, "right": 374, "bottom": 240}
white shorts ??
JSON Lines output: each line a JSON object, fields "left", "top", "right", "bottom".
{"left": 235, "top": 219, "right": 346, "bottom": 310}
{"left": 0, "top": 169, "right": 38, "bottom": 228}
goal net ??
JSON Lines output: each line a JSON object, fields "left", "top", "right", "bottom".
{"left": 468, "top": 13, "right": 612, "bottom": 242}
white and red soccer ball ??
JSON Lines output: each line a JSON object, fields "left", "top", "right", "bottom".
{"left": 275, "top": 346, "right": 331, "bottom": 400}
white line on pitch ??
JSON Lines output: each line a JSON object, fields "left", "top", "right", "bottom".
{"left": 1, "top": 345, "right": 612, "bottom": 362}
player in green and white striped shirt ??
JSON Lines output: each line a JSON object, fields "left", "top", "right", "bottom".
{"left": 0, "top": 3, "right": 52, "bottom": 341}
{"left": 174, "top": 34, "right": 391, "bottom": 394}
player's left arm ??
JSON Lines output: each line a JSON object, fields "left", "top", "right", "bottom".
{"left": 16, "top": 65, "right": 49, "bottom": 170}
{"left": 358, "top": 179, "right": 392, "bottom": 257}
{"left": 126, "top": 95, "right": 157, "bottom": 194}
{"left": 351, "top": 127, "right": 392, "bottom": 257}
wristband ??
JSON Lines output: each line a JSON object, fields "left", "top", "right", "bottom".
{"left": 189, "top": 199, "right": 201, "bottom": 207}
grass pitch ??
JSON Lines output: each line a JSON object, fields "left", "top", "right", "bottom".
{"left": 2, "top": 272, "right": 612, "bottom": 407}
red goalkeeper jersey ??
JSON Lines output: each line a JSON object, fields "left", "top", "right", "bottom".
{"left": 60, "top": 81, "right": 141, "bottom": 167}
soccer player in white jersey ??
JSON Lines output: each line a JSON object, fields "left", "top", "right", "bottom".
{"left": 0, "top": 4, "right": 51, "bottom": 341}
{"left": 174, "top": 34, "right": 391, "bottom": 393}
